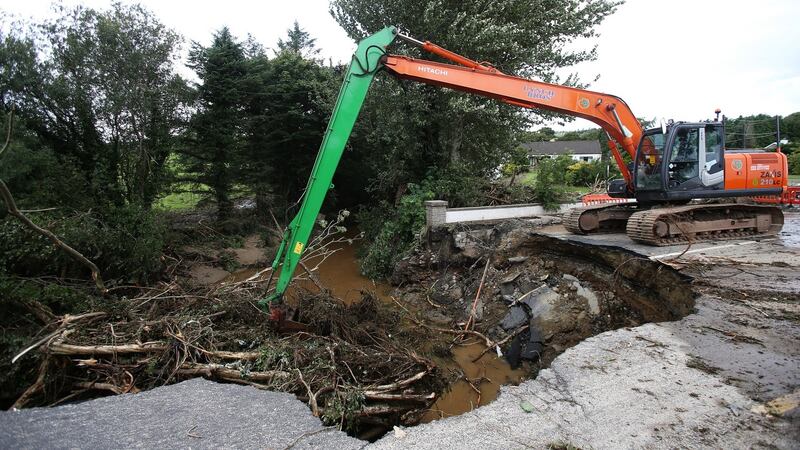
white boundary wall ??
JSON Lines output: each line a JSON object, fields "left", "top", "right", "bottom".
{"left": 424, "top": 200, "right": 581, "bottom": 227}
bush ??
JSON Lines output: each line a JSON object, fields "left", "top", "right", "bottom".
{"left": 358, "top": 184, "right": 433, "bottom": 279}
{"left": 358, "top": 168, "right": 490, "bottom": 279}
{"left": 565, "top": 160, "right": 618, "bottom": 186}
{"left": 532, "top": 157, "right": 571, "bottom": 209}
{"left": 788, "top": 151, "right": 800, "bottom": 176}
{"left": 0, "top": 204, "right": 165, "bottom": 283}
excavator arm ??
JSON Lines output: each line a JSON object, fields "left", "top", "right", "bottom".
{"left": 259, "top": 27, "right": 397, "bottom": 308}
{"left": 262, "top": 26, "right": 642, "bottom": 307}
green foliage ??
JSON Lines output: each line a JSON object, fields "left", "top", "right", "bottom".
{"left": 725, "top": 114, "right": 782, "bottom": 149}
{"left": 565, "top": 159, "right": 619, "bottom": 186}
{"left": 788, "top": 152, "right": 800, "bottom": 176}
{"left": 532, "top": 156, "right": 572, "bottom": 209}
{"left": 358, "top": 183, "right": 434, "bottom": 279}
{"left": 0, "top": 205, "right": 165, "bottom": 282}
{"left": 255, "top": 345, "right": 294, "bottom": 372}
{"left": 182, "top": 27, "right": 248, "bottom": 220}
{"left": 359, "top": 169, "right": 492, "bottom": 278}
{"left": 782, "top": 112, "right": 800, "bottom": 142}
{"left": 243, "top": 38, "right": 337, "bottom": 207}
{"left": 501, "top": 145, "right": 530, "bottom": 181}
{"left": 521, "top": 127, "right": 557, "bottom": 142}
{"left": 276, "top": 20, "right": 320, "bottom": 58}
{"left": 321, "top": 389, "right": 366, "bottom": 431}
{"left": 1, "top": 3, "right": 189, "bottom": 207}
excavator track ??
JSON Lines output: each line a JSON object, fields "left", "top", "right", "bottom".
{"left": 625, "top": 204, "right": 784, "bottom": 246}
{"left": 564, "top": 203, "right": 638, "bottom": 235}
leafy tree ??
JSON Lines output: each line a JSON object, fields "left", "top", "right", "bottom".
{"left": 1, "top": 3, "right": 188, "bottom": 208}
{"left": 788, "top": 152, "right": 800, "bottom": 176}
{"left": 779, "top": 112, "right": 800, "bottom": 155}
{"left": 724, "top": 114, "right": 782, "bottom": 149}
{"left": 183, "top": 28, "right": 248, "bottom": 220}
{"left": 277, "top": 20, "right": 320, "bottom": 58}
{"left": 240, "top": 23, "right": 337, "bottom": 218}
{"left": 501, "top": 145, "right": 530, "bottom": 186}
{"left": 0, "top": 4, "right": 184, "bottom": 282}
{"left": 521, "top": 127, "right": 557, "bottom": 142}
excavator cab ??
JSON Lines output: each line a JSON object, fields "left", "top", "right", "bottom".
{"left": 633, "top": 122, "right": 725, "bottom": 202}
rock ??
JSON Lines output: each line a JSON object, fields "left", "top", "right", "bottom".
{"left": 572, "top": 282, "right": 600, "bottom": 315}
{"left": 526, "top": 215, "right": 562, "bottom": 227}
{"left": 500, "top": 282, "right": 516, "bottom": 297}
{"left": 500, "top": 306, "right": 528, "bottom": 331}
{"left": 519, "top": 285, "right": 560, "bottom": 314}
{"left": 508, "top": 256, "right": 529, "bottom": 264}
{"left": 465, "top": 298, "right": 484, "bottom": 322}
{"left": 562, "top": 274, "right": 579, "bottom": 282}
{"left": 393, "top": 426, "right": 408, "bottom": 439}
{"left": 424, "top": 310, "right": 452, "bottom": 325}
{"left": 453, "top": 230, "right": 492, "bottom": 259}
{"left": 501, "top": 272, "right": 521, "bottom": 284}
{"left": 517, "top": 277, "right": 537, "bottom": 294}
{"left": 501, "top": 294, "right": 516, "bottom": 304}
{"left": 506, "top": 331, "right": 544, "bottom": 369}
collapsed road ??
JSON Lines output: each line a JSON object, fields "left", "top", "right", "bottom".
{"left": 1, "top": 212, "right": 798, "bottom": 449}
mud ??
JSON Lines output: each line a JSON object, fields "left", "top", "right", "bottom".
{"left": 225, "top": 233, "right": 526, "bottom": 423}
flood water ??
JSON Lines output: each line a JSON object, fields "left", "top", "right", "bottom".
{"left": 224, "top": 233, "right": 524, "bottom": 421}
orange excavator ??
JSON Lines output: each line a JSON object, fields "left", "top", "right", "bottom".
{"left": 263, "top": 27, "right": 786, "bottom": 305}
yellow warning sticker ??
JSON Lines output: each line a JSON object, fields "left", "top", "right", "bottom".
{"left": 293, "top": 242, "right": 304, "bottom": 255}
{"left": 649, "top": 155, "right": 656, "bottom": 164}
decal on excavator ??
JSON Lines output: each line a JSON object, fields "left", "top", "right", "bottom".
{"left": 293, "top": 242, "right": 304, "bottom": 255}
{"left": 417, "top": 65, "right": 448, "bottom": 76}
{"left": 524, "top": 85, "right": 555, "bottom": 100}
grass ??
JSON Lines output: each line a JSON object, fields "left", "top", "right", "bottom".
{"left": 156, "top": 191, "right": 204, "bottom": 211}
{"left": 510, "top": 171, "right": 592, "bottom": 197}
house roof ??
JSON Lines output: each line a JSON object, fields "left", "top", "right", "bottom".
{"left": 521, "top": 140, "right": 602, "bottom": 155}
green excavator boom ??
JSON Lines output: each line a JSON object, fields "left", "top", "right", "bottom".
{"left": 260, "top": 26, "right": 397, "bottom": 307}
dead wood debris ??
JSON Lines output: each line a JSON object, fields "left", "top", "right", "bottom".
{"left": 11, "top": 278, "right": 442, "bottom": 432}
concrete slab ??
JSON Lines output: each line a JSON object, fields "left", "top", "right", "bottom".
{"left": 0, "top": 378, "right": 362, "bottom": 450}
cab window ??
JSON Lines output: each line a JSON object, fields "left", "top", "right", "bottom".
{"left": 668, "top": 127, "right": 699, "bottom": 185}
{"left": 635, "top": 131, "right": 666, "bottom": 190}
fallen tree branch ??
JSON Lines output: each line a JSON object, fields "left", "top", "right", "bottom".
{"left": 73, "top": 381, "right": 140, "bottom": 395}
{"left": 367, "top": 371, "right": 428, "bottom": 392}
{"left": 472, "top": 324, "right": 530, "bottom": 362}
{"left": 12, "top": 357, "right": 49, "bottom": 409}
{"left": 296, "top": 369, "right": 319, "bottom": 417}
{"left": 0, "top": 110, "right": 106, "bottom": 293}
{"left": 363, "top": 392, "right": 436, "bottom": 403}
{"left": 176, "top": 363, "right": 291, "bottom": 383}
{"left": 48, "top": 341, "right": 167, "bottom": 356}
{"left": 389, "top": 296, "right": 493, "bottom": 346}
{"left": 201, "top": 349, "right": 261, "bottom": 361}
{"left": 356, "top": 405, "right": 416, "bottom": 417}
{"left": 464, "top": 257, "right": 491, "bottom": 332}
{"left": 13, "top": 312, "right": 108, "bottom": 363}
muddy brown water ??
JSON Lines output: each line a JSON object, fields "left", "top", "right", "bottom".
{"left": 222, "top": 236, "right": 524, "bottom": 422}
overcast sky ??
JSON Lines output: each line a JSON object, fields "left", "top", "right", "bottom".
{"left": 3, "top": 0, "right": 799, "bottom": 131}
